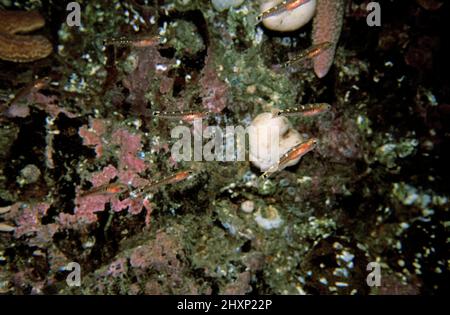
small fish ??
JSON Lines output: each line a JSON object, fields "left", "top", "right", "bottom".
{"left": 285, "top": 42, "right": 333, "bottom": 67}
{"left": 80, "top": 182, "right": 128, "bottom": 197}
{"left": 261, "top": 138, "right": 318, "bottom": 179}
{"left": 273, "top": 103, "right": 331, "bottom": 117}
{"left": 104, "top": 35, "right": 161, "bottom": 48}
{"left": 153, "top": 110, "right": 211, "bottom": 122}
{"left": 137, "top": 170, "right": 194, "bottom": 196}
{"left": 257, "top": 0, "right": 312, "bottom": 22}
{"left": 8, "top": 76, "right": 51, "bottom": 106}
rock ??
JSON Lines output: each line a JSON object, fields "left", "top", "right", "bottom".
{"left": 260, "top": 0, "right": 317, "bottom": 32}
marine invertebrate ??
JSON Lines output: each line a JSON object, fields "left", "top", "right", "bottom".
{"left": 249, "top": 111, "right": 315, "bottom": 173}
{"left": 240, "top": 200, "right": 255, "bottom": 213}
{"left": 254, "top": 205, "right": 283, "bottom": 230}
{"left": 0, "top": 205, "right": 14, "bottom": 232}
{"left": 0, "top": 222, "right": 14, "bottom": 232}
{"left": 249, "top": 112, "right": 300, "bottom": 171}
{"left": 0, "top": 211, "right": 14, "bottom": 232}
{"left": 259, "top": 0, "right": 345, "bottom": 77}
{"left": 312, "top": 0, "right": 345, "bottom": 78}
{"left": 0, "top": 10, "right": 52, "bottom": 62}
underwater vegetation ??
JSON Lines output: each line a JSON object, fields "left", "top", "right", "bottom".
{"left": 0, "top": 0, "right": 449, "bottom": 295}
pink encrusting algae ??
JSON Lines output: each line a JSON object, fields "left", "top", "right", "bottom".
{"left": 59, "top": 126, "right": 153, "bottom": 229}
{"left": 78, "top": 118, "right": 107, "bottom": 158}
{"left": 312, "top": 0, "right": 345, "bottom": 78}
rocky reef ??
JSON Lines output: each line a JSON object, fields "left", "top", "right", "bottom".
{"left": 0, "top": 0, "right": 448, "bottom": 295}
